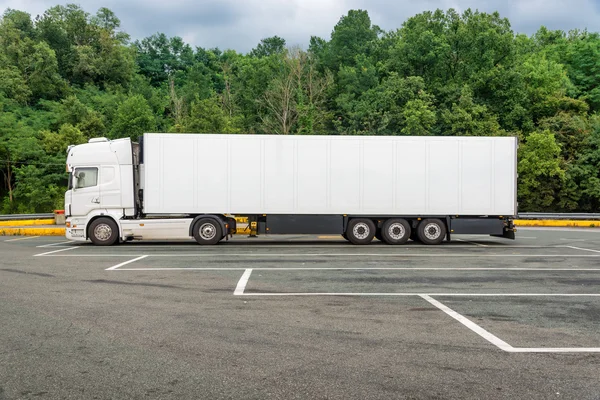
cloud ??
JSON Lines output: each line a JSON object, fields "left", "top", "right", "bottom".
{"left": 1, "top": 0, "right": 599, "bottom": 52}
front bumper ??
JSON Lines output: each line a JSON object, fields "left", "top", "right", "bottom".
{"left": 65, "top": 217, "right": 87, "bottom": 241}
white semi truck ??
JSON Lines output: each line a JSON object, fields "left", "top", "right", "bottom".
{"left": 65, "top": 133, "right": 517, "bottom": 245}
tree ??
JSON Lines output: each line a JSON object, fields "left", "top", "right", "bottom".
{"left": 440, "top": 86, "right": 505, "bottom": 136}
{"left": 518, "top": 130, "right": 565, "bottom": 211}
{"left": 111, "top": 95, "right": 156, "bottom": 140}
{"left": 134, "top": 33, "right": 194, "bottom": 86}
{"left": 327, "top": 10, "right": 380, "bottom": 70}
{"left": 183, "top": 94, "right": 240, "bottom": 133}
{"left": 250, "top": 36, "right": 286, "bottom": 57}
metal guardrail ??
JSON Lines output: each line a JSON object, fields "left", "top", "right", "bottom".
{"left": 518, "top": 213, "right": 600, "bottom": 220}
{"left": 0, "top": 213, "right": 54, "bottom": 221}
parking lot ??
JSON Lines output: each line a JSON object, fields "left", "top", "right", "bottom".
{"left": 1, "top": 228, "right": 600, "bottom": 399}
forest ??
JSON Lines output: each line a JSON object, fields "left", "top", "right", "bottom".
{"left": 0, "top": 5, "right": 599, "bottom": 213}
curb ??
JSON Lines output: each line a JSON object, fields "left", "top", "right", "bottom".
{"left": 0, "top": 219, "right": 55, "bottom": 227}
{"left": 0, "top": 227, "right": 66, "bottom": 236}
{"left": 514, "top": 220, "right": 599, "bottom": 228}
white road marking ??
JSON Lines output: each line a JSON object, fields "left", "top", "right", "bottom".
{"left": 567, "top": 246, "right": 600, "bottom": 254}
{"left": 516, "top": 236, "right": 537, "bottom": 239}
{"left": 420, "top": 295, "right": 600, "bottom": 353}
{"left": 560, "top": 238, "right": 586, "bottom": 241}
{"left": 36, "top": 241, "right": 76, "bottom": 248}
{"left": 113, "top": 267, "right": 600, "bottom": 271}
{"left": 105, "top": 255, "right": 148, "bottom": 271}
{"left": 36, "top": 253, "right": 600, "bottom": 258}
{"left": 234, "top": 269, "right": 253, "bottom": 295}
{"left": 5, "top": 236, "right": 40, "bottom": 242}
{"left": 456, "top": 239, "right": 488, "bottom": 247}
{"left": 420, "top": 294, "right": 513, "bottom": 351}
{"left": 34, "top": 246, "right": 79, "bottom": 257}
{"left": 506, "top": 347, "right": 600, "bottom": 353}
{"left": 236, "top": 292, "right": 600, "bottom": 297}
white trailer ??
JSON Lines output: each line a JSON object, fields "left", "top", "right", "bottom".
{"left": 65, "top": 133, "right": 517, "bottom": 245}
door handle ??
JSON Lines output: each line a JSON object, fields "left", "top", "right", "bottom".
{"left": 92, "top": 197, "right": 100, "bottom": 204}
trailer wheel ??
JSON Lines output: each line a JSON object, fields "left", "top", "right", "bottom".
{"left": 193, "top": 218, "right": 223, "bottom": 245}
{"left": 88, "top": 217, "right": 119, "bottom": 246}
{"left": 346, "top": 218, "right": 376, "bottom": 245}
{"left": 417, "top": 218, "right": 446, "bottom": 245}
{"left": 381, "top": 219, "right": 411, "bottom": 245}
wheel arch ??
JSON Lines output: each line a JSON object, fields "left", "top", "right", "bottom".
{"left": 86, "top": 214, "right": 121, "bottom": 240}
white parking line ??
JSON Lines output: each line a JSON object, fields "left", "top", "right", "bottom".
{"left": 34, "top": 246, "right": 79, "bottom": 257}
{"left": 36, "top": 241, "right": 76, "bottom": 248}
{"left": 420, "top": 295, "right": 513, "bottom": 351}
{"left": 560, "top": 238, "right": 586, "bottom": 241}
{"left": 35, "top": 253, "right": 600, "bottom": 258}
{"left": 105, "top": 255, "right": 149, "bottom": 271}
{"left": 456, "top": 239, "right": 488, "bottom": 247}
{"left": 113, "top": 267, "right": 600, "bottom": 271}
{"left": 4, "top": 236, "right": 41, "bottom": 242}
{"left": 234, "top": 269, "right": 253, "bottom": 295}
{"left": 567, "top": 246, "right": 600, "bottom": 254}
{"left": 236, "top": 292, "right": 600, "bottom": 297}
{"left": 420, "top": 295, "right": 600, "bottom": 353}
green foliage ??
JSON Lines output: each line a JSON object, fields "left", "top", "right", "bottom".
{"left": 250, "top": 36, "right": 286, "bottom": 58}
{"left": 111, "top": 95, "right": 156, "bottom": 140}
{"left": 518, "top": 130, "right": 565, "bottom": 211}
{"left": 0, "top": 5, "right": 599, "bottom": 212}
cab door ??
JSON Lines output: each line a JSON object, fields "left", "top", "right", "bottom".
{"left": 70, "top": 167, "right": 100, "bottom": 217}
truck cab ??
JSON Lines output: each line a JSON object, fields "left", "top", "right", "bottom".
{"left": 65, "top": 138, "right": 136, "bottom": 241}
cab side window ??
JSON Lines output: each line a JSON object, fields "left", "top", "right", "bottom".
{"left": 75, "top": 167, "right": 98, "bottom": 189}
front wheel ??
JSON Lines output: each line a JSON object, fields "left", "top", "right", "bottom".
{"left": 417, "top": 218, "right": 446, "bottom": 245}
{"left": 346, "top": 218, "right": 376, "bottom": 245}
{"left": 193, "top": 218, "right": 223, "bottom": 245}
{"left": 88, "top": 217, "right": 119, "bottom": 246}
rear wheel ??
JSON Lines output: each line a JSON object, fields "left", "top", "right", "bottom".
{"left": 417, "top": 218, "right": 446, "bottom": 245}
{"left": 88, "top": 217, "right": 119, "bottom": 246}
{"left": 193, "top": 218, "right": 223, "bottom": 245}
{"left": 381, "top": 219, "right": 411, "bottom": 245}
{"left": 346, "top": 218, "right": 376, "bottom": 245}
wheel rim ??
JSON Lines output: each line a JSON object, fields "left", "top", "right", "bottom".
{"left": 423, "top": 223, "right": 441, "bottom": 240}
{"left": 199, "top": 223, "right": 217, "bottom": 240}
{"left": 352, "top": 222, "right": 370, "bottom": 240}
{"left": 387, "top": 223, "right": 406, "bottom": 240}
{"left": 94, "top": 223, "right": 112, "bottom": 241}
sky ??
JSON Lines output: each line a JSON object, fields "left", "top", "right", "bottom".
{"left": 1, "top": 0, "right": 599, "bottom": 52}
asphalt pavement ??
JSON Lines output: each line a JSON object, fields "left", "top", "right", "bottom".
{"left": 1, "top": 229, "right": 600, "bottom": 399}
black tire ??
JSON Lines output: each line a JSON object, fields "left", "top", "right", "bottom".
{"left": 346, "top": 218, "right": 376, "bottom": 245}
{"left": 88, "top": 217, "right": 119, "bottom": 246}
{"left": 417, "top": 218, "right": 446, "bottom": 245}
{"left": 193, "top": 218, "right": 223, "bottom": 245}
{"left": 381, "top": 218, "right": 411, "bottom": 245}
